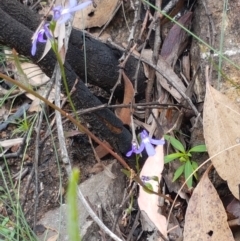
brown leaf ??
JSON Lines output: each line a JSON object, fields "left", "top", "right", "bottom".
{"left": 115, "top": 71, "right": 134, "bottom": 125}
{"left": 203, "top": 82, "right": 240, "bottom": 198}
{"left": 142, "top": 50, "right": 186, "bottom": 102}
{"left": 95, "top": 141, "right": 112, "bottom": 158}
{"left": 21, "top": 63, "right": 49, "bottom": 87}
{"left": 73, "top": 0, "right": 119, "bottom": 29}
{"left": 184, "top": 170, "right": 234, "bottom": 241}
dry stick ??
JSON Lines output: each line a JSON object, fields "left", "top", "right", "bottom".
{"left": 76, "top": 102, "right": 184, "bottom": 115}
{"left": 133, "top": 10, "right": 153, "bottom": 95}
{"left": 112, "top": 182, "right": 138, "bottom": 233}
{"left": 32, "top": 111, "right": 43, "bottom": 229}
{"left": 145, "top": 0, "right": 162, "bottom": 119}
{"left": 126, "top": 209, "right": 140, "bottom": 241}
{"left": 108, "top": 43, "right": 137, "bottom": 104}
{"left": 107, "top": 39, "right": 201, "bottom": 120}
{"left": 201, "top": 0, "right": 217, "bottom": 84}
{"left": 39, "top": 77, "right": 78, "bottom": 146}
{"left": 141, "top": 56, "right": 202, "bottom": 122}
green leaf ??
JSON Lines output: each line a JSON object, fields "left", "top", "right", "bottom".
{"left": 164, "top": 152, "right": 183, "bottom": 163}
{"left": 67, "top": 168, "right": 81, "bottom": 241}
{"left": 151, "top": 176, "right": 159, "bottom": 182}
{"left": 164, "top": 135, "right": 185, "bottom": 153}
{"left": 191, "top": 161, "right": 199, "bottom": 180}
{"left": 188, "top": 144, "right": 207, "bottom": 153}
{"left": 184, "top": 161, "right": 193, "bottom": 188}
{"left": 143, "top": 183, "right": 154, "bottom": 194}
{"left": 173, "top": 164, "right": 185, "bottom": 182}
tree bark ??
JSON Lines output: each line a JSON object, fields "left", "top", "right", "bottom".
{"left": 0, "top": 5, "right": 133, "bottom": 154}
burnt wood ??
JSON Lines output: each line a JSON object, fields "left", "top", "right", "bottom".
{"left": 0, "top": 0, "right": 146, "bottom": 96}
{"left": 0, "top": 6, "right": 133, "bottom": 154}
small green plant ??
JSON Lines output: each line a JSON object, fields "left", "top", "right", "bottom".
{"left": 164, "top": 135, "right": 207, "bottom": 188}
{"left": 0, "top": 216, "right": 15, "bottom": 240}
{"left": 11, "top": 111, "right": 34, "bottom": 137}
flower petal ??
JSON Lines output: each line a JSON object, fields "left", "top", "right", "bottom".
{"left": 150, "top": 138, "right": 165, "bottom": 146}
{"left": 58, "top": 13, "right": 72, "bottom": 24}
{"left": 144, "top": 142, "right": 156, "bottom": 156}
{"left": 53, "top": 6, "right": 62, "bottom": 21}
{"left": 126, "top": 150, "right": 133, "bottom": 157}
{"left": 67, "top": 1, "right": 92, "bottom": 14}
{"left": 69, "top": 0, "right": 77, "bottom": 8}
{"left": 135, "top": 142, "right": 144, "bottom": 154}
{"left": 42, "top": 24, "right": 52, "bottom": 40}
{"left": 31, "top": 38, "right": 37, "bottom": 56}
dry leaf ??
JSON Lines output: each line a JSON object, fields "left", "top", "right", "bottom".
{"left": 21, "top": 63, "right": 50, "bottom": 87}
{"left": 138, "top": 145, "right": 167, "bottom": 239}
{"left": 73, "top": 0, "right": 119, "bottom": 29}
{"left": 203, "top": 82, "right": 240, "bottom": 198}
{"left": 184, "top": 169, "right": 234, "bottom": 241}
{"left": 115, "top": 71, "right": 134, "bottom": 125}
{"left": 95, "top": 141, "right": 112, "bottom": 158}
{"left": 26, "top": 87, "right": 63, "bottom": 112}
{"left": 141, "top": 50, "right": 186, "bottom": 102}
{"left": 47, "top": 234, "right": 58, "bottom": 241}
{"left": 0, "top": 138, "right": 23, "bottom": 148}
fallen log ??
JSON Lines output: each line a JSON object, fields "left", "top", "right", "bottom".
{"left": 0, "top": 0, "right": 146, "bottom": 96}
{"left": 0, "top": 6, "right": 132, "bottom": 154}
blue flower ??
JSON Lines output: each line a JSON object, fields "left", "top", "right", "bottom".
{"left": 31, "top": 24, "right": 52, "bottom": 56}
{"left": 141, "top": 175, "right": 151, "bottom": 184}
{"left": 126, "top": 141, "right": 140, "bottom": 157}
{"left": 126, "top": 130, "right": 165, "bottom": 157}
{"left": 53, "top": 0, "right": 92, "bottom": 24}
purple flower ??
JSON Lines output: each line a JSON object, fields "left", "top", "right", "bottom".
{"left": 31, "top": 24, "right": 52, "bottom": 56}
{"left": 53, "top": 0, "right": 92, "bottom": 24}
{"left": 141, "top": 175, "right": 151, "bottom": 184}
{"left": 126, "top": 141, "right": 139, "bottom": 157}
{"left": 126, "top": 130, "right": 165, "bottom": 157}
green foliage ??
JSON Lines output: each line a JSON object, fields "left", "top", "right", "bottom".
{"left": 67, "top": 168, "right": 81, "bottom": 241}
{"left": 164, "top": 135, "right": 207, "bottom": 188}
{"left": 11, "top": 111, "right": 33, "bottom": 137}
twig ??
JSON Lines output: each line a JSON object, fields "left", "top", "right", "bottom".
{"left": 145, "top": 0, "right": 162, "bottom": 119}
{"left": 112, "top": 182, "right": 137, "bottom": 233}
{"left": 126, "top": 209, "right": 140, "bottom": 241}
{"left": 0, "top": 133, "right": 28, "bottom": 159}
{"left": 33, "top": 110, "right": 44, "bottom": 229}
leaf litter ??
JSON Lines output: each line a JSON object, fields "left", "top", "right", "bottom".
{"left": 184, "top": 166, "right": 234, "bottom": 241}
{"left": 203, "top": 80, "right": 240, "bottom": 198}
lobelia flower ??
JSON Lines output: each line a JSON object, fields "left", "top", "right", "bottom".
{"left": 53, "top": 0, "right": 92, "bottom": 24}
{"left": 126, "top": 130, "right": 165, "bottom": 157}
{"left": 31, "top": 24, "right": 52, "bottom": 56}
